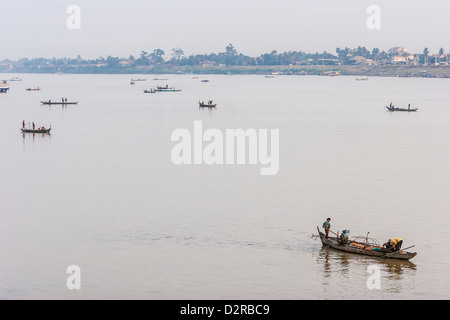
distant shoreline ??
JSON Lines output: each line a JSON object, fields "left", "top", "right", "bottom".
{"left": 2, "top": 65, "right": 450, "bottom": 78}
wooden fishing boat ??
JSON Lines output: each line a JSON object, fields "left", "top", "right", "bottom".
{"left": 144, "top": 89, "right": 156, "bottom": 93}
{"left": 316, "top": 227, "right": 417, "bottom": 260}
{"left": 21, "top": 127, "right": 51, "bottom": 134}
{"left": 41, "top": 101, "right": 78, "bottom": 105}
{"left": 387, "top": 106, "right": 418, "bottom": 112}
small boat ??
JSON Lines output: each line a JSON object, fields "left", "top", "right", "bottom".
{"left": 199, "top": 101, "right": 217, "bottom": 108}
{"left": 130, "top": 81, "right": 135, "bottom": 85}
{"left": 41, "top": 101, "right": 78, "bottom": 105}
{"left": 26, "top": 87, "right": 41, "bottom": 91}
{"left": 132, "top": 78, "right": 147, "bottom": 81}
{"left": 9, "top": 77, "right": 22, "bottom": 81}
{"left": 265, "top": 75, "right": 275, "bottom": 78}
{"left": 386, "top": 106, "right": 418, "bottom": 112}
{"left": 316, "top": 227, "right": 417, "bottom": 260}
{"left": 0, "top": 81, "right": 9, "bottom": 93}
{"left": 144, "top": 89, "right": 156, "bottom": 94}
{"left": 21, "top": 126, "right": 51, "bottom": 134}
{"left": 153, "top": 78, "right": 168, "bottom": 81}
{"left": 201, "top": 80, "right": 209, "bottom": 83}
{"left": 155, "top": 86, "right": 182, "bottom": 92}
{"left": 356, "top": 77, "right": 369, "bottom": 81}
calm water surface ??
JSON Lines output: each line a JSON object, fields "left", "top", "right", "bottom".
{"left": 0, "top": 74, "right": 449, "bottom": 299}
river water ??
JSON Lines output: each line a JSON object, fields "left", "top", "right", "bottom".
{"left": 0, "top": 73, "right": 449, "bottom": 299}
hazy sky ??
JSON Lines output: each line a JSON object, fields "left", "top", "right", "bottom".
{"left": 1, "top": 0, "right": 449, "bottom": 60}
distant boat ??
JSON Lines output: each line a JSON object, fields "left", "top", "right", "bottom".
{"left": 155, "top": 86, "right": 182, "bottom": 92}
{"left": 201, "top": 80, "right": 209, "bottom": 82}
{"left": 132, "top": 78, "right": 147, "bottom": 81}
{"left": 144, "top": 89, "right": 156, "bottom": 94}
{"left": 153, "top": 78, "right": 168, "bottom": 81}
{"left": 9, "top": 77, "right": 22, "bottom": 81}
{"left": 199, "top": 101, "right": 217, "bottom": 108}
{"left": 21, "top": 126, "right": 51, "bottom": 134}
{"left": 26, "top": 87, "right": 41, "bottom": 91}
{"left": 0, "top": 80, "right": 9, "bottom": 93}
{"left": 41, "top": 101, "right": 78, "bottom": 105}
{"left": 130, "top": 81, "right": 135, "bottom": 85}
{"left": 356, "top": 77, "right": 369, "bottom": 81}
{"left": 386, "top": 105, "right": 418, "bottom": 112}
{"left": 265, "top": 75, "right": 275, "bottom": 78}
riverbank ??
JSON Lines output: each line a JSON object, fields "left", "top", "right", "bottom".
{"left": 2, "top": 65, "right": 450, "bottom": 78}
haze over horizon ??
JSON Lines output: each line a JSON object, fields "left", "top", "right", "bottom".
{"left": 1, "top": 0, "right": 449, "bottom": 60}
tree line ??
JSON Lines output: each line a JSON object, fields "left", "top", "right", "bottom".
{"left": 6, "top": 44, "right": 448, "bottom": 70}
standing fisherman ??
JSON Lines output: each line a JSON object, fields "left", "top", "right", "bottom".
{"left": 323, "top": 218, "right": 332, "bottom": 239}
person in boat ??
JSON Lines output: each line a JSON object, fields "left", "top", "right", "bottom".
{"left": 408, "top": 104, "right": 411, "bottom": 110}
{"left": 32, "top": 122, "right": 35, "bottom": 130}
{"left": 383, "top": 238, "right": 403, "bottom": 252}
{"left": 23, "top": 120, "right": 25, "bottom": 129}
{"left": 322, "top": 218, "right": 332, "bottom": 239}
{"left": 338, "top": 229, "right": 350, "bottom": 244}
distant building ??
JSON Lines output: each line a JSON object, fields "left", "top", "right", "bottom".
{"left": 200, "top": 61, "right": 216, "bottom": 68}
{"left": 349, "top": 56, "right": 375, "bottom": 65}
{"left": 433, "top": 54, "right": 448, "bottom": 65}
{"left": 322, "top": 71, "right": 341, "bottom": 76}
{"left": 389, "top": 47, "right": 408, "bottom": 56}
{"left": 392, "top": 56, "right": 407, "bottom": 64}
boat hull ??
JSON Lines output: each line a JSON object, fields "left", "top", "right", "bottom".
{"left": 317, "top": 227, "right": 417, "bottom": 260}
{"left": 41, "top": 101, "right": 78, "bottom": 105}
{"left": 387, "top": 107, "right": 418, "bottom": 112}
{"left": 21, "top": 128, "right": 51, "bottom": 134}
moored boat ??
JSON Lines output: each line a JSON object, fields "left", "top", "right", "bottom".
{"left": 144, "top": 89, "right": 156, "bottom": 93}
{"left": 316, "top": 227, "right": 417, "bottom": 260}
{"left": 26, "top": 87, "right": 41, "bottom": 91}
